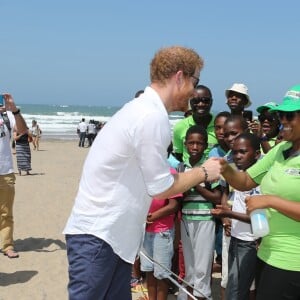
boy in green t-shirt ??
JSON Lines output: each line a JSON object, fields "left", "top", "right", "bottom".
{"left": 180, "top": 125, "right": 222, "bottom": 300}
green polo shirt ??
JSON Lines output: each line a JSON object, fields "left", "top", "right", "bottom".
{"left": 247, "top": 141, "right": 300, "bottom": 271}
{"left": 173, "top": 114, "right": 217, "bottom": 162}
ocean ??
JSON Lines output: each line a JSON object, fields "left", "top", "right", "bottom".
{"left": 19, "top": 104, "right": 185, "bottom": 140}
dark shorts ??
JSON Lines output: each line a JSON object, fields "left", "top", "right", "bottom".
{"left": 66, "top": 234, "right": 131, "bottom": 300}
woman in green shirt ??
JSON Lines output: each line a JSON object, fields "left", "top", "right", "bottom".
{"left": 220, "top": 84, "right": 300, "bottom": 300}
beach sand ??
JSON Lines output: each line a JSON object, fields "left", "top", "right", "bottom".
{"left": 1, "top": 140, "right": 221, "bottom": 300}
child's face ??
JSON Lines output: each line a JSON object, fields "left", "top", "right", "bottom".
{"left": 232, "top": 138, "right": 259, "bottom": 170}
{"left": 185, "top": 133, "right": 207, "bottom": 160}
{"left": 224, "top": 121, "right": 245, "bottom": 149}
{"left": 214, "top": 116, "right": 227, "bottom": 143}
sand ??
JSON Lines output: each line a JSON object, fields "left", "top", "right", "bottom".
{"left": 0, "top": 140, "right": 221, "bottom": 300}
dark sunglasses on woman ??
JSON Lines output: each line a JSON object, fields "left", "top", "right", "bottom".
{"left": 258, "top": 114, "right": 277, "bottom": 123}
{"left": 277, "top": 111, "right": 300, "bottom": 121}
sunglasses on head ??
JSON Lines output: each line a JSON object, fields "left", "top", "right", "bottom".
{"left": 190, "top": 97, "right": 212, "bottom": 105}
{"left": 258, "top": 114, "right": 276, "bottom": 123}
{"left": 277, "top": 111, "right": 300, "bottom": 121}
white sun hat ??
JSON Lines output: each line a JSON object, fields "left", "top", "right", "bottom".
{"left": 225, "top": 83, "right": 251, "bottom": 108}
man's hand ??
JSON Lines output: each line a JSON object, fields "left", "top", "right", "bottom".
{"left": 201, "top": 157, "right": 221, "bottom": 182}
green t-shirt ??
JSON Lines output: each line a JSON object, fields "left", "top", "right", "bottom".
{"left": 172, "top": 114, "right": 217, "bottom": 162}
{"left": 247, "top": 141, "right": 300, "bottom": 271}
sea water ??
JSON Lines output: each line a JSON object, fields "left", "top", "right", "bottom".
{"left": 19, "top": 104, "right": 184, "bottom": 140}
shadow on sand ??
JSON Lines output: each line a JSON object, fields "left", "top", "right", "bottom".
{"left": 0, "top": 270, "right": 38, "bottom": 286}
{"left": 14, "top": 237, "right": 66, "bottom": 252}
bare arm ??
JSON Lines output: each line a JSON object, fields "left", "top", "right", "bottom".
{"left": 146, "top": 198, "right": 180, "bottom": 223}
{"left": 154, "top": 157, "right": 221, "bottom": 199}
{"left": 221, "top": 158, "right": 258, "bottom": 191}
{"left": 246, "top": 195, "right": 300, "bottom": 222}
{"left": 13, "top": 127, "right": 21, "bottom": 141}
{"left": 220, "top": 187, "right": 232, "bottom": 236}
{"left": 211, "top": 204, "right": 251, "bottom": 223}
{"left": 194, "top": 185, "right": 222, "bottom": 205}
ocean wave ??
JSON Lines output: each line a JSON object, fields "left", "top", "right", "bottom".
{"left": 20, "top": 104, "right": 183, "bottom": 140}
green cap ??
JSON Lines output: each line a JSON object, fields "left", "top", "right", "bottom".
{"left": 270, "top": 84, "right": 300, "bottom": 112}
{"left": 256, "top": 102, "right": 277, "bottom": 113}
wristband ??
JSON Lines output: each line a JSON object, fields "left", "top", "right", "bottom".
{"left": 12, "top": 109, "right": 20, "bottom": 115}
{"left": 200, "top": 166, "right": 208, "bottom": 182}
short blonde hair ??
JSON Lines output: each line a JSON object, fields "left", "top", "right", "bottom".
{"left": 150, "top": 46, "right": 204, "bottom": 84}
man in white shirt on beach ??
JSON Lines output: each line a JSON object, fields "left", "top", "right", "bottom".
{"left": 0, "top": 94, "right": 28, "bottom": 258}
{"left": 77, "top": 118, "right": 87, "bottom": 147}
{"left": 63, "top": 46, "right": 222, "bottom": 300}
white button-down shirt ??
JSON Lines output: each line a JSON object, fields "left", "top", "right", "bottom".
{"left": 63, "top": 87, "right": 175, "bottom": 263}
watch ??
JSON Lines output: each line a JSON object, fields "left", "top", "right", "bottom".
{"left": 12, "top": 109, "right": 20, "bottom": 115}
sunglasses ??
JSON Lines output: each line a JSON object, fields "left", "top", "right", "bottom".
{"left": 258, "top": 114, "right": 276, "bottom": 123}
{"left": 190, "top": 75, "right": 199, "bottom": 88}
{"left": 277, "top": 111, "right": 300, "bottom": 121}
{"left": 190, "top": 97, "right": 212, "bottom": 105}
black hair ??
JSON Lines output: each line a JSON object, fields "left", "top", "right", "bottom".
{"left": 195, "top": 84, "right": 212, "bottom": 98}
{"left": 225, "top": 115, "right": 249, "bottom": 131}
{"left": 185, "top": 125, "right": 208, "bottom": 143}
{"left": 214, "top": 111, "right": 231, "bottom": 123}
{"left": 234, "top": 132, "right": 261, "bottom": 151}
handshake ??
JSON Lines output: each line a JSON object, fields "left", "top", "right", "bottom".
{"left": 200, "top": 157, "right": 226, "bottom": 182}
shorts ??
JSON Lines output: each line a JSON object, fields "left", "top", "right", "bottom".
{"left": 140, "top": 228, "right": 174, "bottom": 280}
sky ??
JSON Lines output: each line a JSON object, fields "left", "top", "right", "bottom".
{"left": 1, "top": 0, "right": 300, "bottom": 112}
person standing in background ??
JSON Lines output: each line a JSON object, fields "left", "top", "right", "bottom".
{"left": 0, "top": 94, "right": 28, "bottom": 258}
{"left": 173, "top": 85, "right": 217, "bottom": 162}
{"left": 212, "top": 133, "right": 261, "bottom": 300}
{"left": 31, "top": 119, "right": 42, "bottom": 150}
{"left": 87, "top": 120, "right": 96, "bottom": 147}
{"left": 13, "top": 126, "right": 32, "bottom": 175}
{"left": 77, "top": 118, "right": 87, "bottom": 147}
{"left": 225, "top": 83, "right": 252, "bottom": 118}
{"left": 250, "top": 101, "right": 281, "bottom": 154}
{"left": 63, "top": 46, "right": 222, "bottom": 300}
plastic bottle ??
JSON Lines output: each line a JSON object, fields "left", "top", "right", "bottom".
{"left": 250, "top": 209, "right": 270, "bottom": 238}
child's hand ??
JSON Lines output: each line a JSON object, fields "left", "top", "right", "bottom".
{"left": 211, "top": 204, "right": 231, "bottom": 218}
{"left": 222, "top": 218, "right": 232, "bottom": 236}
{"left": 248, "top": 120, "right": 261, "bottom": 136}
{"left": 146, "top": 213, "right": 154, "bottom": 224}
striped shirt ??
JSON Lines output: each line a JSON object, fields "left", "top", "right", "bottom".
{"left": 181, "top": 160, "right": 219, "bottom": 221}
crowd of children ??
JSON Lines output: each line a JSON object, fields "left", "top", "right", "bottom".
{"left": 131, "top": 82, "right": 293, "bottom": 300}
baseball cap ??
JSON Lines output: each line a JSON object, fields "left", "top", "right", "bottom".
{"left": 256, "top": 102, "right": 278, "bottom": 113}
{"left": 270, "top": 84, "right": 300, "bottom": 112}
